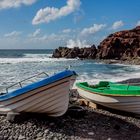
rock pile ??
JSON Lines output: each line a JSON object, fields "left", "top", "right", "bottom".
{"left": 52, "top": 45, "right": 97, "bottom": 59}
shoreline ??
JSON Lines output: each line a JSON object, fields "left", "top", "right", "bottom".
{"left": 51, "top": 55, "right": 140, "bottom": 65}
{"left": 77, "top": 58, "right": 140, "bottom": 65}
{"left": 96, "top": 58, "right": 140, "bottom": 65}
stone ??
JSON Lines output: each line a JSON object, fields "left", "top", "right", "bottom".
{"left": 44, "top": 129, "right": 49, "bottom": 134}
{"left": 18, "top": 135, "right": 25, "bottom": 140}
{"left": 52, "top": 48, "right": 61, "bottom": 58}
{"left": 88, "top": 132, "right": 95, "bottom": 135}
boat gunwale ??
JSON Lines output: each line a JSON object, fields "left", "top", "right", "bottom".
{"left": 76, "top": 83, "right": 140, "bottom": 97}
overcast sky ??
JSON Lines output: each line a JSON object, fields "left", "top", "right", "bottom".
{"left": 0, "top": 0, "right": 140, "bottom": 49}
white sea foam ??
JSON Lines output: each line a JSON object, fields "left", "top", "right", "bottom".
{"left": 75, "top": 64, "right": 140, "bottom": 84}
{"left": 0, "top": 53, "right": 78, "bottom": 64}
{"left": 24, "top": 53, "right": 52, "bottom": 58}
{"left": 0, "top": 57, "right": 76, "bottom": 64}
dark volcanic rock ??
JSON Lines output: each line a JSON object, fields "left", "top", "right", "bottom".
{"left": 97, "top": 26, "right": 140, "bottom": 59}
{"left": 66, "top": 47, "right": 80, "bottom": 58}
{"left": 52, "top": 45, "right": 97, "bottom": 59}
{"left": 52, "top": 48, "right": 61, "bottom": 58}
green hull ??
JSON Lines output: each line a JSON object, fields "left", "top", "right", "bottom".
{"left": 76, "top": 81, "right": 140, "bottom": 96}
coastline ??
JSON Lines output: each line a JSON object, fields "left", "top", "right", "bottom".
{"left": 95, "top": 58, "right": 140, "bottom": 65}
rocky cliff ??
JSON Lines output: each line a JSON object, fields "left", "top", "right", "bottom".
{"left": 52, "top": 26, "right": 140, "bottom": 61}
{"left": 97, "top": 26, "right": 140, "bottom": 59}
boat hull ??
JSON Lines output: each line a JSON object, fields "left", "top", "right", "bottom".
{"left": 0, "top": 76, "right": 76, "bottom": 117}
{"left": 77, "top": 88, "right": 140, "bottom": 115}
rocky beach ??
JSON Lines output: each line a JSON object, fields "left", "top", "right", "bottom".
{"left": 0, "top": 104, "right": 140, "bottom": 140}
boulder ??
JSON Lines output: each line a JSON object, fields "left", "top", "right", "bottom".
{"left": 52, "top": 48, "right": 61, "bottom": 58}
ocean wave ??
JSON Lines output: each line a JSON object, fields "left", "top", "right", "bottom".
{"left": 75, "top": 65, "right": 140, "bottom": 84}
{"left": 23, "top": 53, "right": 52, "bottom": 58}
{"left": 0, "top": 57, "right": 77, "bottom": 64}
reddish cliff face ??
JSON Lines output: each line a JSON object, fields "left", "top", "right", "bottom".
{"left": 96, "top": 26, "right": 140, "bottom": 59}
{"left": 52, "top": 26, "right": 140, "bottom": 62}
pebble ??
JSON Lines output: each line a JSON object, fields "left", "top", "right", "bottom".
{"left": 37, "top": 132, "right": 43, "bottom": 137}
{"left": 36, "top": 137, "right": 44, "bottom": 140}
{"left": 18, "top": 135, "right": 25, "bottom": 140}
{"left": 41, "top": 138, "right": 46, "bottom": 140}
{"left": 44, "top": 129, "right": 49, "bottom": 134}
{"left": 0, "top": 136, "right": 3, "bottom": 140}
{"left": 88, "top": 132, "right": 95, "bottom": 135}
{"left": 52, "top": 137, "right": 58, "bottom": 140}
{"left": 49, "top": 122, "right": 55, "bottom": 126}
{"left": 0, "top": 105, "right": 140, "bottom": 140}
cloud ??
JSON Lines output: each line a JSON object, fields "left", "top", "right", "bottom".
{"left": 111, "top": 20, "right": 124, "bottom": 30}
{"left": 25, "top": 32, "right": 70, "bottom": 49}
{"left": 73, "top": 9, "right": 85, "bottom": 24}
{"left": 32, "top": 0, "right": 81, "bottom": 25}
{"left": 136, "top": 20, "right": 140, "bottom": 26}
{"left": 62, "top": 29, "right": 72, "bottom": 33}
{"left": 66, "top": 39, "right": 90, "bottom": 48}
{"left": 29, "top": 35, "right": 47, "bottom": 42}
{"left": 0, "top": 0, "right": 37, "bottom": 9}
{"left": 47, "top": 33, "right": 70, "bottom": 41}
{"left": 28, "top": 32, "right": 70, "bottom": 43}
{"left": 29, "top": 29, "right": 41, "bottom": 37}
{"left": 81, "top": 24, "right": 106, "bottom": 36}
{"left": 4, "top": 31, "right": 22, "bottom": 37}
{"left": 32, "top": 29, "right": 41, "bottom": 37}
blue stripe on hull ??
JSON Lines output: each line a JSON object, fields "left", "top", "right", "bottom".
{"left": 0, "top": 70, "right": 76, "bottom": 101}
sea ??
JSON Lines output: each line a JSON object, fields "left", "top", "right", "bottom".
{"left": 0, "top": 49, "right": 140, "bottom": 91}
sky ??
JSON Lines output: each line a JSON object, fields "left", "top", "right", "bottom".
{"left": 0, "top": 0, "right": 140, "bottom": 49}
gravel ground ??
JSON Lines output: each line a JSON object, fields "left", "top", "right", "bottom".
{"left": 0, "top": 106, "right": 140, "bottom": 140}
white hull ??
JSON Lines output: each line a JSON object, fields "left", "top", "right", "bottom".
{"left": 0, "top": 76, "right": 75, "bottom": 117}
{"left": 77, "top": 88, "right": 140, "bottom": 114}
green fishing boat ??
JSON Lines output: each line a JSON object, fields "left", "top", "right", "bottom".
{"left": 76, "top": 81, "right": 140, "bottom": 114}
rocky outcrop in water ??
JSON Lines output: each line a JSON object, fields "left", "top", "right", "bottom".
{"left": 52, "top": 26, "right": 140, "bottom": 62}
{"left": 52, "top": 45, "right": 97, "bottom": 59}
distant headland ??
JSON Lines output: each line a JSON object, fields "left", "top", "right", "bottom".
{"left": 52, "top": 26, "right": 140, "bottom": 65}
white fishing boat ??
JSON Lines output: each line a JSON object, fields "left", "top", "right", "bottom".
{"left": 0, "top": 70, "right": 77, "bottom": 117}
{"left": 76, "top": 81, "right": 140, "bottom": 115}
